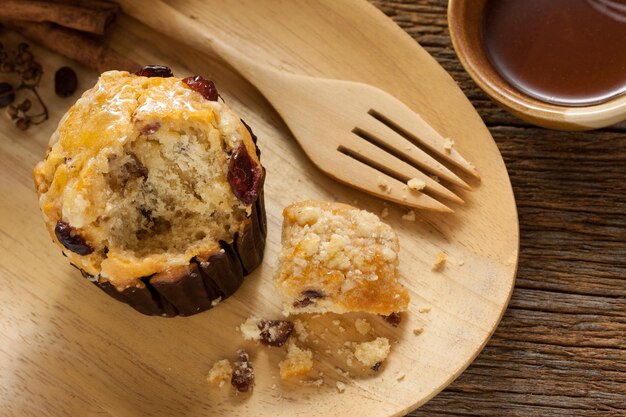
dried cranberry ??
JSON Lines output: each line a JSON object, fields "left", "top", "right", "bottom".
{"left": 54, "top": 221, "right": 93, "bottom": 255}
{"left": 382, "top": 312, "right": 401, "bottom": 327}
{"left": 293, "top": 289, "right": 324, "bottom": 308}
{"left": 124, "top": 153, "right": 148, "bottom": 179}
{"left": 227, "top": 143, "right": 262, "bottom": 205}
{"left": 231, "top": 349, "right": 254, "bottom": 392}
{"left": 135, "top": 65, "right": 173, "bottom": 78}
{"left": 138, "top": 121, "right": 160, "bottom": 135}
{"left": 54, "top": 67, "right": 78, "bottom": 97}
{"left": 258, "top": 320, "right": 294, "bottom": 347}
{"left": 182, "top": 75, "right": 218, "bottom": 101}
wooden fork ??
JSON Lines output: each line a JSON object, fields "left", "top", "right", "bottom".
{"left": 120, "top": 0, "right": 480, "bottom": 212}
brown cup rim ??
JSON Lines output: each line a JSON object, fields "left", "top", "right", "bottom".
{"left": 447, "top": 0, "right": 626, "bottom": 131}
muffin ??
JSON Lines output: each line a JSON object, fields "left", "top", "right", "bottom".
{"left": 33, "top": 66, "right": 266, "bottom": 316}
{"left": 274, "top": 200, "right": 409, "bottom": 316}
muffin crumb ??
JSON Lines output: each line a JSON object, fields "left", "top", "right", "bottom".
{"left": 413, "top": 327, "right": 425, "bottom": 336}
{"left": 444, "top": 138, "right": 455, "bottom": 152}
{"left": 207, "top": 359, "right": 232, "bottom": 386}
{"left": 377, "top": 176, "right": 389, "bottom": 191}
{"left": 354, "top": 337, "right": 390, "bottom": 368}
{"left": 381, "top": 207, "right": 389, "bottom": 218}
{"left": 407, "top": 178, "right": 426, "bottom": 191}
{"left": 239, "top": 317, "right": 261, "bottom": 341}
{"left": 396, "top": 373, "right": 406, "bottom": 381}
{"left": 419, "top": 306, "right": 432, "bottom": 313}
{"left": 433, "top": 251, "right": 446, "bottom": 271}
{"left": 336, "top": 381, "right": 347, "bottom": 393}
{"left": 293, "top": 319, "right": 309, "bottom": 342}
{"left": 279, "top": 342, "right": 314, "bottom": 379}
{"left": 355, "top": 318, "right": 371, "bottom": 335}
{"left": 401, "top": 210, "right": 416, "bottom": 222}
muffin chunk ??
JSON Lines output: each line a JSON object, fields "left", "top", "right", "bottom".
{"left": 275, "top": 201, "right": 409, "bottom": 316}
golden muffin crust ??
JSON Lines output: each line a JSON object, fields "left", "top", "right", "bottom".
{"left": 275, "top": 200, "right": 410, "bottom": 316}
{"left": 34, "top": 70, "right": 262, "bottom": 290}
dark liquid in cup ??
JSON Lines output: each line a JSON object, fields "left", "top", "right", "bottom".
{"left": 482, "top": 0, "right": 626, "bottom": 106}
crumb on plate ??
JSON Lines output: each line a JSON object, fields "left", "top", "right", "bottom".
{"left": 355, "top": 318, "right": 371, "bottom": 335}
{"left": 207, "top": 359, "right": 232, "bottom": 387}
{"left": 401, "top": 210, "right": 416, "bottom": 222}
{"left": 407, "top": 178, "right": 426, "bottom": 191}
{"left": 279, "top": 342, "right": 314, "bottom": 379}
{"left": 433, "top": 251, "right": 446, "bottom": 271}
{"left": 354, "top": 337, "right": 390, "bottom": 369}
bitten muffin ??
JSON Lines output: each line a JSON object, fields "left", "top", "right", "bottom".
{"left": 33, "top": 66, "right": 266, "bottom": 316}
{"left": 274, "top": 200, "right": 409, "bottom": 316}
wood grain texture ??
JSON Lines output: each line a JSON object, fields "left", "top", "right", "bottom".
{"left": 368, "top": 1, "right": 626, "bottom": 416}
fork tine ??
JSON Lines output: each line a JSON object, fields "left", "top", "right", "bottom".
{"left": 330, "top": 151, "right": 453, "bottom": 212}
{"left": 370, "top": 100, "right": 480, "bottom": 179}
{"left": 356, "top": 116, "right": 471, "bottom": 190}
{"left": 341, "top": 134, "right": 464, "bottom": 204}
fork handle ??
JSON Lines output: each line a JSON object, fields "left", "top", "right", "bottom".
{"left": 117, "top": 0, "right": 284, "bottom": 89}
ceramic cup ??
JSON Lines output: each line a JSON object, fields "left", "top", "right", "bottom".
{"left": 448, "top": 0, "right": 626, "bottom": 131}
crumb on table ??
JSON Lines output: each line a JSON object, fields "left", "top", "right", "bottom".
{"left": 336, "top": 381, "right": 346, "bottom": 393}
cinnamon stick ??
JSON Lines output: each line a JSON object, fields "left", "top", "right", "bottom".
{"left": 0, "top": 0, "right": 116, "bottom": 35}
{"left": 51, "top": 0, "right": 120, "bottom": 13}
{"left": 6, "top": 20, "right": 140, "bottom": 73}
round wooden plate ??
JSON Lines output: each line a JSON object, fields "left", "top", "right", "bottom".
{"left": 0, "top": 1, "right": 518, "bottom": 416}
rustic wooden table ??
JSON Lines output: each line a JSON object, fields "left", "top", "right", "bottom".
{"left": 369, "top": 1, "right": 626, "bottom": 416}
